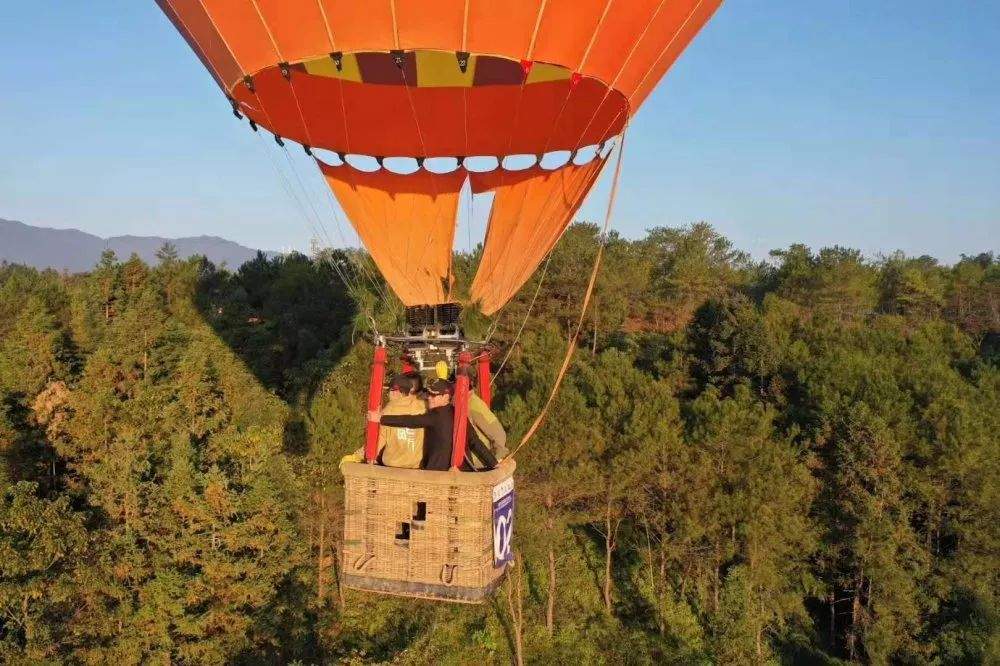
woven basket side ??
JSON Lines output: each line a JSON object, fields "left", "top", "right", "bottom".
{"left": 342, "top": 463, "right": 514, "bottom": 599}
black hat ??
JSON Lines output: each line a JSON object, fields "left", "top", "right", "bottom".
{"left": 423, "top": 378, "right": 454, "bottom": 397}
{"left": 389, "top": 373, "right": 422, "bottom": 394}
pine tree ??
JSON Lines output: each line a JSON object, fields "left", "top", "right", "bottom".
{"left": 0, "top": 482, "right": 88, "bottom": 662}
{"left": 0, "top": 296, "right": 71, "bottom": 401}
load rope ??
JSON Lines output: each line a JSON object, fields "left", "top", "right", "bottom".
{"left": 509, "top": 127, "right": 626, "bottom": 459}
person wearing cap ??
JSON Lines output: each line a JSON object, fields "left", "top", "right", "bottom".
{"left": 466, "top": 389, "right": 508, "bottom": 469}
{"left": 341, "top": 372, "right": 425, "bottom": 468}
{"left": 369, "top": 378, "right": 498, "bottom": 472}
{"left": 433, "top": 361, "right": 508, "bottom": 470}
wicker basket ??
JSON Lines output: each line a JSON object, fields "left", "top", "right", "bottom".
{"left": 341, "top": 459, "right": 515, "bottom": 603}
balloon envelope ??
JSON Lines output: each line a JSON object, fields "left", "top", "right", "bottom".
{"left": 158, "top": 0, "right": 723, "bottom": 312}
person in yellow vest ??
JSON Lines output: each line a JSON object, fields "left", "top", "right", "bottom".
{"left": 340, "top": 373, "right": 426, "bottom": 468}
{"left": 434, "top": 361, "right": 508, "bottom": 470}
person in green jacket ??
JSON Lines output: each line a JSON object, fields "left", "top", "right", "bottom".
{"left": 467, "top": 389, "right": 509, "bottom": 469}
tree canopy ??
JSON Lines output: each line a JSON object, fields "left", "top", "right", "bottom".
{"left": 1, "top": 228, "right": 997, "bottom": 664}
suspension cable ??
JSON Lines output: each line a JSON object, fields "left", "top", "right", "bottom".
{"left": 257, "top": 135, "right": 359, "bottom": 295}
{"left": 283, "top": 142, "right": 391, "bottom": 307}
{"left": 280, "top": 146, "right": 387, "bottom": 306}
{"left": 509, "top": 127, "right": 627, "bottom": 459}
{"left": 493, "top": 250, "right": 553, "bottom": 376}
{"left": 316, "top": 179, "right": 395, "bottom": 309}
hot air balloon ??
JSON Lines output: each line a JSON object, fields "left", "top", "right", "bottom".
{"left": 157, "top": 0, "right": 723, "bottom": 603}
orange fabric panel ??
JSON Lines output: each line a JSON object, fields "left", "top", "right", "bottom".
{"left": 531, "top": 0, "right": 606, "bottom": 66}
{"left": 318, "top": 161, "right": 464, "bottom": 306}
{"left": 469, "top": 159, "right": 606, "bottom": 314}
{"left": 288, "top": 75, "right": 349, "bottom": 150}
{"left": 395, "top": 0, "right": 465, "bottom": 51}
{"left": 601, "top": 0, "right": 700, "bottom": 96}
{"left": 255, "top": 0, "right": 331, "bottom": 63}
{"left": 158, "top": 0, "right": 241, "bottom": 89}
{"left": 461, "top": 78, "right": 623, "bottom": 157}
{"left": 506, "top": 78, "right": 575, "bottom": 152}
{"left": 166, "top": 1, "right": 721, "bottom": 95}
{"left": 232, "top": 67, "right": 310, "bottom": 144}
{"left": 463, "top": 84, "right": 521, "bottom": 156}
{"left": 235, "top": 70, "right": 622, "bottom": 157}
{"left": 156, "top": 0, "right": 230, "bottom": 88}
{"left": 232, "top": 71, "right": 430, "bottom": 156}
{"left": 317, "top": 0, "right": 395, "bottom": 53}
{"left": 200, "top": 0, "right": 278, "bottom": 75}
{"left": 163, "top": 0, "right": 720, "bottom": 158}
{"left": 628, "top": 0, "right": 723, "bottom": 108}
{"left": 544, "top": 78, "right": 627, "bottom": 150}
{"left": 405, "top": 86, "right": 470, "bottom": 157}
{"left": 466, "top": 0, "right": 542, "bottom": 58}
{"left": 338, "top": 80, "right": 423, "bottom": 157}
{"left": 616, "top": 0, "right": 720, "bottom": 100}
{"left": 583, "top": 0, "right": 664, "bottom": 84}
{"left": 503, "top": 77, "right": 624, "bottom": 154}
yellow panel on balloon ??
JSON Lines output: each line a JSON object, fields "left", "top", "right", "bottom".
{"left": 416, "top": 50, "right": 476, "bottom": 88}
{"left": 304, "top": 54, "right": 362, "bottom": 83}
{"left": 525, "top": 62, "right": 571, "bottom": 84}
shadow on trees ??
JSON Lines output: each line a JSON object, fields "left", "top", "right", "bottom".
{"left": 193, "top": 251, "right": 357, "bottom": 451}
{"left": 195, "top": 251, "right": 356, "bottom": 399}
{"left": 1, "top": 395, "right": 46, "bottom": 489}
{"left": 571, "top": 523, "right": 660, "bottom": 629}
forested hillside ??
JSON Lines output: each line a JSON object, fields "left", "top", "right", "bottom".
{"left": 1, "top": 225, "right": 997, "bottom": 664}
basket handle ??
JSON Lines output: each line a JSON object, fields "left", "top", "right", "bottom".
{"left": 353, "top": 553, "right": 376, "bottom": 572}
{"left": 440, "top": 564, "right": 459, "bottom": 586}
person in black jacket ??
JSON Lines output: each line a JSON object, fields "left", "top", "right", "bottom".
{"left": 368, "top": 378, "right": 498, "bottom": 471}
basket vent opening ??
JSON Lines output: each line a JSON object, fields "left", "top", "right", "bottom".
{"left": 413, "top": 501, "right": 427, "bottom": 522}
{"left": 394, "top": 522, "right": 411, "bottom": 543}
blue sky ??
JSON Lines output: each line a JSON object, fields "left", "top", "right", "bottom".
{"left": 2, "top": 1, "right": 997, "bottom": 262}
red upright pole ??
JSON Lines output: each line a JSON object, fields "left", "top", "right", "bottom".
{"left": 477, "top": 354, "right": 492, "bottom": 408}
{"left": 364, "top": 346, "right": 388, "bottom": 463}
{"left": 451, "top": 350, "right": 472, "bottom": 470}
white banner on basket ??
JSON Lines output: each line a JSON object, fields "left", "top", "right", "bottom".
{"left": 492, "top": 478, "right": 515, "bottom": 565}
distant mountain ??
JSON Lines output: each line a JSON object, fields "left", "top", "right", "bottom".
{"left": 0, "top": 218, "right": 276, "bottom": 272}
